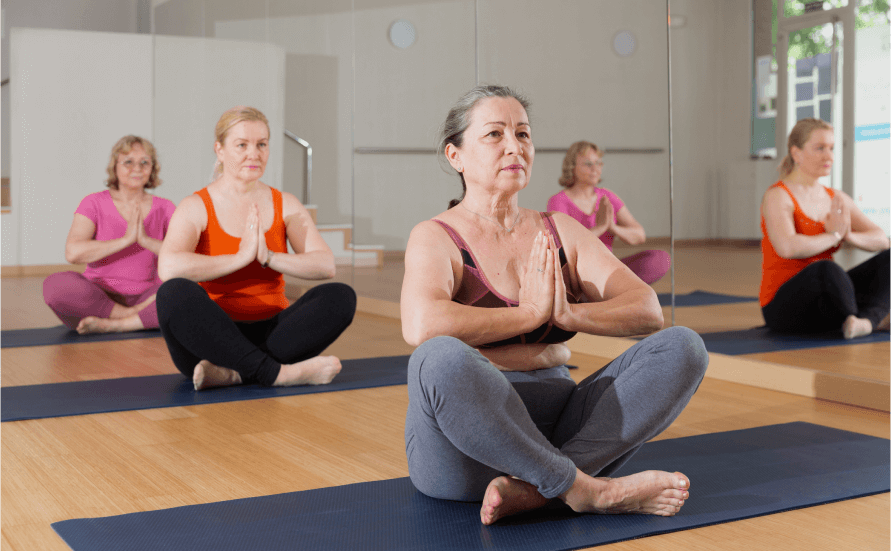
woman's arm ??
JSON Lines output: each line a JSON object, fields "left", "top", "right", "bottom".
{"left": 157, "top": 195, "right": 256, "bottom": 282}
{"left": 65, "top": 211, "right": 138, "bottom": 265}
{"left": 840, "top": 192, "right": 890, "bottom": 252}
{"left": 400, "top": 220, "right": 553, "bottom": 347}
{"left": 259, "top": 192, "right": 335, "bottom": 280}
{"left": 761, "top": 187, "right": 843, "bottom": 259}
{"left": 609, "top": 204, "right": 646, "bottom": 246}
{"left": 549, "top": 212, "right": 663, "bottom": 337}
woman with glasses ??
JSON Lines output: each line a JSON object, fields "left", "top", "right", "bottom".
{"left": 547, "top": 141, "right": 669, "bottom": 285}
{"left": 43, "top": 135, "right": 175, "bottom": 333}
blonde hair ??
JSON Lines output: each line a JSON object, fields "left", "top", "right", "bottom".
{"left": 105, "top": 135, "right": 161, "bottom": 190}
{"left": 558, "top": 141, "right": 603, "bottom": 188}
{"left": 213, "top": 106, "right": 271, "bottom": 178}
{"left": 779, "top": 118, "right": 832, "bottom": 177}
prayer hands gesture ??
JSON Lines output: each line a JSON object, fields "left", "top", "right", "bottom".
{"left": 237, "top": 203, "right": 273, "bottom": 267}
{"left": 123, "top": 206, "right": 141, "bottom": 246}
{"left": 238, "top": 203, "right": 261, "bottom": 263}
{"left": 593, "top": 195, "right": 614, "bottom": 238}
{"left": 824, "top": 194, "right": 850, "bottom": 241}
{"left": 518, "top": 232, "right": 572, "bottom": 330}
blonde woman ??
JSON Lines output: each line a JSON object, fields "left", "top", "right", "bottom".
{"left": 157, "top": 106, "right": 356, "bottom": 390}
{"left": 43, "top": 136, "right": 174, "bottom": 334}
{"left": 760, "top": 118, "right": 889, "bottom": 339}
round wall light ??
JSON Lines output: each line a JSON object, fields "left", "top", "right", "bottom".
{"left": 389, "top": 19, "right": 417, "bottom": 49}
{"left": 612, "top": 30, "right": 636, "bottom": 57}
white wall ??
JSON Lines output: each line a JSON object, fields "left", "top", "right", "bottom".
{"left": 7, "top": 29, "right": 153, "bottom": 267}
{"left": 7, "top": 0, "right": 778, "bottom": 270}
{"left": 0, "top": 0, "right": 141, "bottom": 180}
{"left": 4, "top": 28, "right": 285, "bottom": 267}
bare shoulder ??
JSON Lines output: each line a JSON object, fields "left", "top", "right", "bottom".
{"left": 279, "top": 189, "right": 311, "bottom": 219}
{"left": 408, "top": 218, "right": 451, "bottom": 247}
{"left": 172, "top": 193, "right": 207, "bottom": 228}
{"left": 762, "top": 185, "right": 793, "bottom": 208}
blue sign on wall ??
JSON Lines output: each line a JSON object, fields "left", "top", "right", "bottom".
{"left": 855, "top": 123, "right": 890, "bottom": 142}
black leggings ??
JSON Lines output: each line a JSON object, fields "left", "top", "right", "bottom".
{"left": 157, "top": 278, "right": 357, "bottom": 386}
{"left": 762, "top": 249, "right": 889, "bottom": 333}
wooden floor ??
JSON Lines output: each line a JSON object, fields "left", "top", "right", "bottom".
{"left": 2, "top": 243, "right": 889, "bottom": 551}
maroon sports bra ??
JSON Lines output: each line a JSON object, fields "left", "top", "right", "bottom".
{"left": 433, "top": 212, "right": 579, "bottom": 348}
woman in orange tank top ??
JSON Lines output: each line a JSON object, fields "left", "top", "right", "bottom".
{"left": 156, "top": 106, "right": 356, "bottom": 389}
{"left": 760, "top": 118, "right": 889, "bottom": 339}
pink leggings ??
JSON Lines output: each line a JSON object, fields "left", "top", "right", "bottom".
{"left": 42, "top": 271, "right": 160, "bottom": 330}
{"left": 619, "top": 250, "right": 671, "bottom": 285}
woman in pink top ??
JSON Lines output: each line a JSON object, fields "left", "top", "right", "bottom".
{"left": 42, "top": 136, "right": 175, "bottom": 333}
{"left": 547, "top": 141, "right": 669, "bottom": 284}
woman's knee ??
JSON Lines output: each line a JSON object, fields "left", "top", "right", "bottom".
{"left": 409, "top": 336, "right": 480, "bottom": 386}
{"left": 42, "top": 271, "right": 86, "bottom": 306}
{"left": 327, "top": 282, "right": 357, "bottom": 321}
{"left": 660, "top": 326, "right": 708, "bottom": 382}
{"left": 156, "top": 278, "right": 205, "bottom": 319}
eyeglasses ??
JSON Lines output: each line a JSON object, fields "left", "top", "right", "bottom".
{"left": 119, "top": 159, "right": 153, "bottom": 171}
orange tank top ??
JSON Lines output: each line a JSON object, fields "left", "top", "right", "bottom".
{"left": 195, "top": 187, "right": 289, "bottom": 321}
{"left": 759, "top": 181, "right": 840, "bottom": 306}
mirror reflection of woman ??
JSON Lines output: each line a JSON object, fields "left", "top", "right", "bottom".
{"left": 157, "top": 106, "right": 356, "bottom": 390}
{"left": 401, "top": 86, "right": 707, "bottom": 526}
{"left": 547, "top": 142, "right": 669, "bottom": 285}
{"left": 760, "top": 118, "right": 889, "bottom": 339}
{"left": 43, "top": 136, "right": 174, "bottom": 334}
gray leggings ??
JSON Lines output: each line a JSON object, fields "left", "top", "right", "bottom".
{"left": 405, "top": 326, "right": 708, "bottom": 501}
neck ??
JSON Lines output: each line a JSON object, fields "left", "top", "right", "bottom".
{"left": 568, "top": 182, "right": 597, "bottom": 197}
{"left": 219, "top": 173, "right": 260, "bottom": 195}
{"left": 111, "top": 186, "right": 146, "bottom": 203}
{"left": 459, "top": 193, "right": 520, "bottom": 233}
{"left": 785, "top": 169, "right": 819, "bottom": 188}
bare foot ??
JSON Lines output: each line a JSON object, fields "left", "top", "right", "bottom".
{"left": 561, "top": 469, "right": 689, "bottom": 517}
{"left": 193, "top": 360, "right": 242, "bottom": 390}
{"left": 480, "top": 476, "right": 550, "bottom": 525}
{"left": 842, "top": 315, "right": 873, "bottom": 340}
{"left": 876, "top": 313, "right": 889, "bottom": 332}
{"left": 76, "top": 316, "right": 113, "bottom": 334}
{"left": 274, "top": 356, "right": 342, "bottom": 386}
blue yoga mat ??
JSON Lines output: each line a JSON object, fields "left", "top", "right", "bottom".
{"left": 1, "top": 355, "right": 409, "bottom": 422}
{"left": 700, "top": 326, "right": 890, "bottom": 355}
{"left": 1, "top": 325, "right": 162, "bottom": 348}
{"left": 51, "top": 422, "right": 889, "bottom": 551}
{"left": 657, "top": 291, "right": 757, "bottom": 308}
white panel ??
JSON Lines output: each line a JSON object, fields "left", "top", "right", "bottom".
{"left": 153, "top": 35, "right": 286, "bottom": 206}
{"left": 353, "top": 1, "right": 476, "bottom": 148}
{"left": 9, "top": 28, "right": 153, "bottom": 267}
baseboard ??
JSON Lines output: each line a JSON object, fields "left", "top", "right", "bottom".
{"left": 1, "top": 264, "right": 85, "bottom": 277}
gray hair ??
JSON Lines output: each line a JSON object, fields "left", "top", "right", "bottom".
{"left": 437, "top": 85, "right": 531, "bottom": 209}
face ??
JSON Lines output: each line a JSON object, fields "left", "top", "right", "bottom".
{"left": 215, "top": 120, "right": 270, "bottom": 180}
{"left": 447, "top": 96, "right": 534, "bottom": 193}
{"left": 573, "top": 148, "right": 603, "bottom": 187}
{"left": 791, "top": 128, "right": 834, "bottom": 178}
{"left": 115, "top": 143, "right": 153, "bottom": 190}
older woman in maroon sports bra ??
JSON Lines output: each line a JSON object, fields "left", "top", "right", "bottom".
{"left": 400, "top": 85, "right": 708, "bottom": 526}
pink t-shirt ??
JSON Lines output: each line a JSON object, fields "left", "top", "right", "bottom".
{"left": 75, "top": 190, "right": 176, "bottom": 295}
{"left": 547, "top": 188, "right": 624, "bottom": 250}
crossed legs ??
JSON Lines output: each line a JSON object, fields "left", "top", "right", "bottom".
{"left": 157, "top": 278, "right": 356, "bottom": 388}
{"left": 43, "top": 271, "right": 159, "bottom": 333}
{"left": 405, "top": 327, "right": 708, "bottom": 524}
